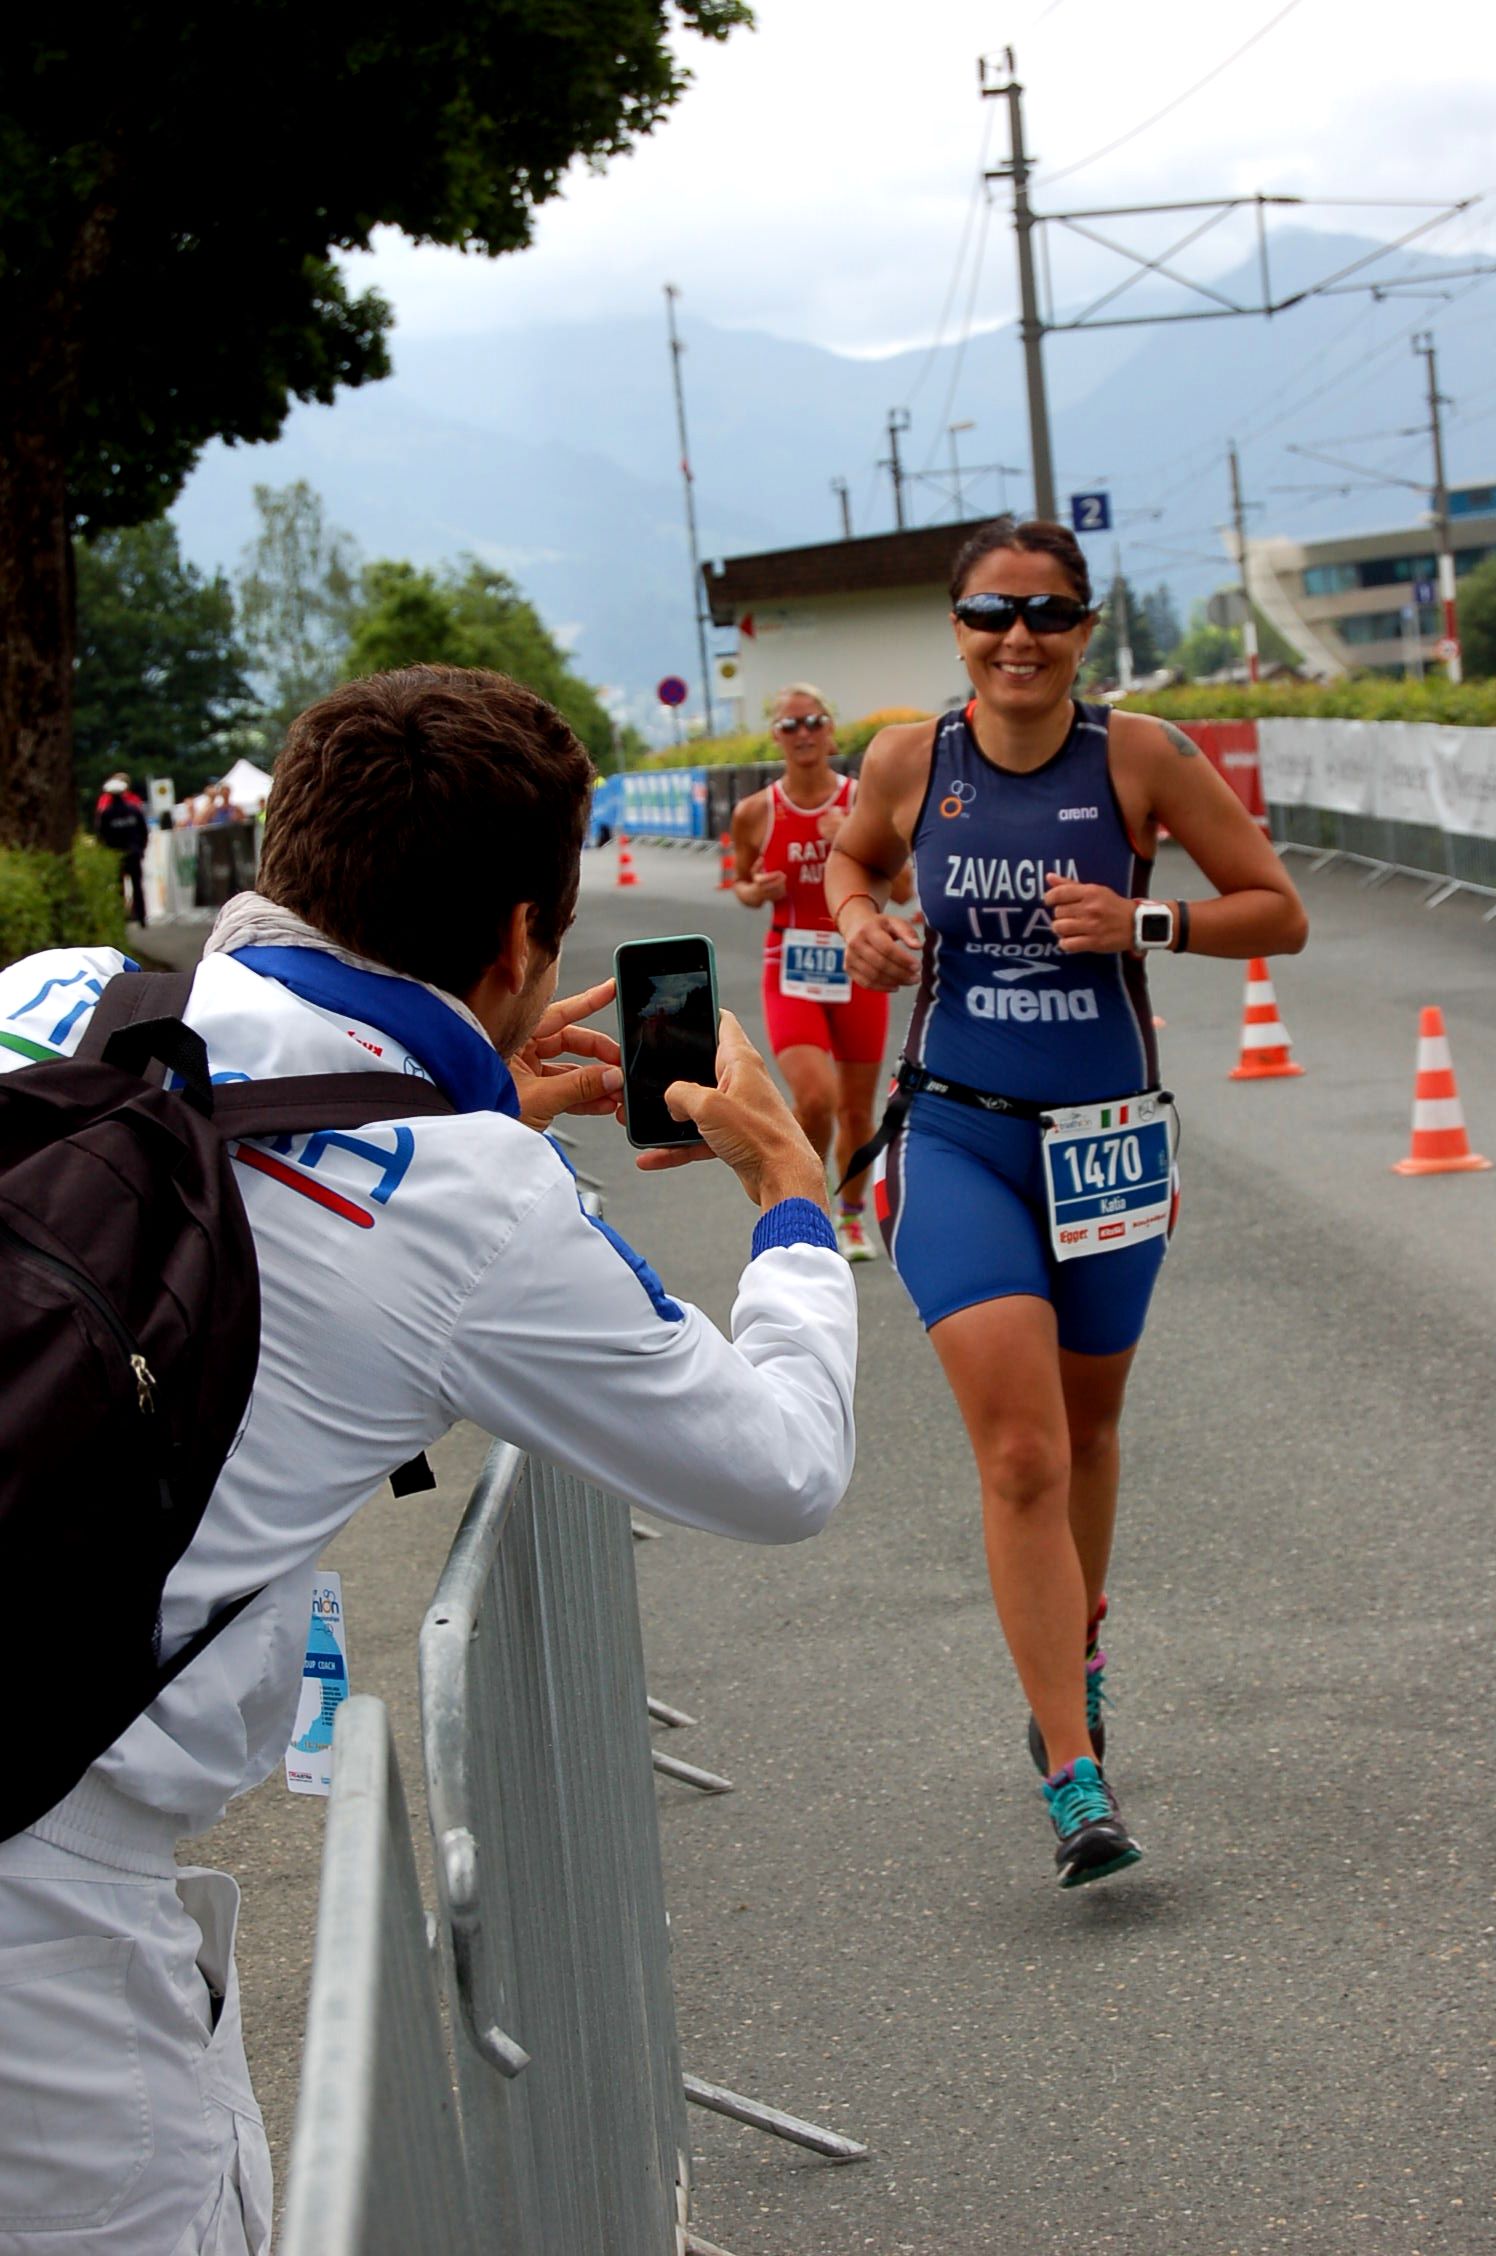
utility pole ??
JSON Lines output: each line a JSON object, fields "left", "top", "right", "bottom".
{"left": 1414, "top": 332, "right": 1462, "bottom": 683}
{"left": 948, "top": 421, "right": 975, "bottom": 520}
{"left": 831, "top": 477, "right": 853, "bottom": 540}
{"left": 1112, "top": 543, "right": 1134, "bottom": 692}
{"left": 883, "top": 409, "right": 911, "bottom": 530}
{"left": 663, "top": 283, "right": 715, "bottom": 736}
{"left": 983, "top": 50, "right": 1056, "bottom": 519}
{"left": 1227, "top": 441, "right": 1260, "bottom": 684}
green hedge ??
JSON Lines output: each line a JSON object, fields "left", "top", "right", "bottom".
{"left": 1118, "top": 678, "right": 1496, "bottom": 727}
{"left": 0, "top": 836, "right": 127, "bottom": 969}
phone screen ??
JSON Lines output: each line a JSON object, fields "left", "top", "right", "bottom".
{"left": 615, "top": 936, "right": 718, "bottom": 1147}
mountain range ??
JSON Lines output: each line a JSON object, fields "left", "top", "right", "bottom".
{"left": 171, "top": 228, "right": 1496, "bottom": 733}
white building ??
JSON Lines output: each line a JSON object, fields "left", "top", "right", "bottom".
{"left": 704, "top": 521, "right": 993, "bottom": 726}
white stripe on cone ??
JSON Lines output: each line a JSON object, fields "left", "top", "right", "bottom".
{"left": 1242, "top": 1020, "right": 1291, "bottom": 1050}
{"left": 1246, "top": 981, "right": 1277, "bottom": 1008}
{"left": 1417, "top": 1035, "right": 1453, "bottom": 1073}
{"left": 1412, "top": 1097, "right": 1468, "bottom": 1132}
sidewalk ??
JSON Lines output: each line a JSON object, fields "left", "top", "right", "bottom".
{"left": 127, "top": 915, "right": 210, "bottom": 974}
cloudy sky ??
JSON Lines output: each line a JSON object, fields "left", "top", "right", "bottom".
{"left": 346, "top": 0, "right": 1496, "bottom": 359}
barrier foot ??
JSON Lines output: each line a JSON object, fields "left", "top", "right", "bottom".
{"left": 654, "top": 1750, "right": 734, "bottom": 1795}
{"left": 1425, "top": 880, "right": 1460, "bottom": 908}
{"left": 1309, "top": 850, "right": 1340, "bottom": 873}
{"left": 1359, "top": 863, "right": 1395, "bottom": 889}
{"left": 685, "top": 2234, "right": 742, "bottom": 2256}
{"left": 684, "top": 2072, "right": 869, "bottom": 2162}
{"left": 649, "top": 1695, "right": 698, "bottom": 1729}
{"left": 632, "top": 1519, "right": 665, "bottom": 1541}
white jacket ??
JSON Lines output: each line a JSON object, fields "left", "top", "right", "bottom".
{"left": 0, "top": 945, "right": 857, "bottom": 1834}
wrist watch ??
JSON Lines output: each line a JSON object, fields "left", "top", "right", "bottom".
{"left": 1132, "top": 899, "right": 1175, "bottom": 952}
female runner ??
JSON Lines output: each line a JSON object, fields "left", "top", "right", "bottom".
{"left": 732, "top": 682, "right": 910, "bottom": 1262}
{"left": 825, "top": 518, "right": 1307, "bottom": 1886}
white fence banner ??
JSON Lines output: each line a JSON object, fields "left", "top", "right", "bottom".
{"left": 1429, "top": 728, "right": 1496, "bottom": 842}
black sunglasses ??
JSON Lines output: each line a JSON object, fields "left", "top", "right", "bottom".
{"left": 953, "top": 592, "right": 1092, "bottom": 635}
{"left": 772, "top": 713, "right": 831, "bottom": 735}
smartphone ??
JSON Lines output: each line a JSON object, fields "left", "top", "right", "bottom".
{"left": 614, "top": 934, "right": 720, "bottom": 1148}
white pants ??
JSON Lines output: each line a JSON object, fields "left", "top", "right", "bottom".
{"left": 0, "top": 1797, "right": 272, "bottom": 2255}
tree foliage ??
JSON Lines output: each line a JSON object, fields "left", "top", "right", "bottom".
{"left": 1457, "top": 553, "right": 1496, "bottom": 679}
{"left": 346, "top": 559, "right": 619, "bottom": 768}
{"left": 237, "top": 483, "right": 361, "bottom": 749}
{"left": 1084, "top": 572, "right": 1160, "bottom": 686}
{"left": 73, "top": 521, "right": 251, "bottom": 815}
{"left": 0, "top": 2, "right": 751, "bottom": 849}
{"left": 1140, "top": 583, "right": 1181, "bottom": 657}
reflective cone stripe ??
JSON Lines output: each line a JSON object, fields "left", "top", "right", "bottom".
{"left": 616, "top": 833, "right": 638, "bottom": 888}
{"left": 1393, "top": 1007, "right": 1491, "bottom": 1175}
{"left": 1228, "top": 958, "right": 1303, "bottom": 1080}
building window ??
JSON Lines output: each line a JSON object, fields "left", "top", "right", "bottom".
{"left": 1303, "top": 563, "right": 1359, "bottom": 597}
{"left": 1336, "top": 606, "right": 1439, "bottom": 646}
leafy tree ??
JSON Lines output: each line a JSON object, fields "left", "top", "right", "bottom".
{"left": 237, "top": 483, "right": 361, "bottom": 748}
{"left": 1084, "top": 573, "right": 1160, "bottom": 687}
{"left": 346, "top": 559, "right": 619, "bottom": 768}
{"left": 0, "top": 4, "right": 751, "bottom": 855}
{"left": 1169, "top": 604, "right": 1241, "bottom": 680}
{"left": 73, "top": 522, "right": 252, "bottom": 818}
{"left": 1140, "top": 583, "right": 1181, "bottom": 656}
{"left": 1457, "top": 553, "right": 1496, "bottom": 678}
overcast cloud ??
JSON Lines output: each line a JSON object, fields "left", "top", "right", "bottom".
{"left": 344, "top": 0, "right": 1496, "bottom": 358}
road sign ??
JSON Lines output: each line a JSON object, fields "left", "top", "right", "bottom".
{"left": 656, "top": 676, "right": 688, "bottom": 708}
{"left": 1435, "top": 637, "right": 1461, "bottom": 663}
{"left": 1069, "top": 492, "right": 1111, "bottom": 533}
{"left": 1414, "top": 579, "right": 1436, "bottom": 606}
{"left": 1206, "top": 589, "right": 1251, "bottom": 630}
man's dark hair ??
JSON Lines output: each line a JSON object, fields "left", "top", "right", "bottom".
{"left": 257, "top": 667, "right": 595, "bottom": 994}
{"left": 949, "top": 517, "right": 1094, "bottom": 609}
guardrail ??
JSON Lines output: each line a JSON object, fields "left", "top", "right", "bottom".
{"left": 280, "top": 1695, "right": 480, "bottom": 2256}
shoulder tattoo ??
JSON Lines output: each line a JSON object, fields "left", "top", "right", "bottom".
{"left": 1160, "top": 720, "right": 1198, "bottom": 759}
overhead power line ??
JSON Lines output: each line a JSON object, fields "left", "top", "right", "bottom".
{"left": 902, "top": 96, "right": 999, "bottom": 412}
{"left": 1038, "top": 0, "right": 1306, "bottom": 188}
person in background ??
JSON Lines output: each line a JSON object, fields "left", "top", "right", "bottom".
{"left": 731, "top": 682, "right": 912, "bottom": 1262}
{"left": 95, "top": 772, "right": 150, "bottom": 926}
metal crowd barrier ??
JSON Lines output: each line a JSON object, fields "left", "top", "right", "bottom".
{"left": 280, "top": 1696, "right": 480, "bottom": 2256}
{"left": 421, "top": 1443, "right": 690, "bottom": 2255}
{"left": 1271, "top": 803, "right": 1496, "bottom": 916}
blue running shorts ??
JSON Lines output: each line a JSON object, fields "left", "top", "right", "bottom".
{"left": 873, "top": 1091, "right": 1170, "bottom": 1356}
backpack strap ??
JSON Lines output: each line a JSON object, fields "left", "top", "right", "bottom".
{"left": 210, "top": 1073, "right": 455, "bottom": 1137}
{"left": 77, "top": 972, "right": 214, "bottom": 1114}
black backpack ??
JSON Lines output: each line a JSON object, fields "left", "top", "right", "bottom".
{"left": 0, "top": 969, "right": 453, "bottom": 1841}
{"left": 97, "top": 799, "right": 145, "bottom": 853}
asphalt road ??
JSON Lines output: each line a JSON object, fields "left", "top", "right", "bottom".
{"left": 188, "top": 840, "right": 1496, "bottom": 2255}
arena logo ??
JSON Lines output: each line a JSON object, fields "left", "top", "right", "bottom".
{"left": 1057, "top": 806, "right": 1099, "bottom": 822}
{"left": 967, "top": 985, "right": 1098, "bottom": 1023}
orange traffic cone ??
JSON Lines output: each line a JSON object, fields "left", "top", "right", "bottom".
{"left": 717, "top": 832, "right": 736, "bottom": 890}
{"left": 616, "top": 833, "right": 638, "bottom": 889}
{"left": 1228, "top": 958, "right": 1303, "bottom": 1080}
{"left": 1392, "top": 1007, "right": 1491, "bottom": 1175}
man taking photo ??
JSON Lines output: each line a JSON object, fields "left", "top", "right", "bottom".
{"left": 0, "top": 666, "right": 856, "bottom": 2255}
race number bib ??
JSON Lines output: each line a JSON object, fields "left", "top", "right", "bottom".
{"left": 779, "top": 929, "right": 851, "bottom": 1003}
{"left": 1041, "top": 1093, "right": 1174, "bottom": 1263}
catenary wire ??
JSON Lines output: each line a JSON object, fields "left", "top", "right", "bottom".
{"left": 1036, "top": 0, "right": 1307, "bottom": 190}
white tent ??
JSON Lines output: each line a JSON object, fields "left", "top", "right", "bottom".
{"left": 217, "top": 756, "right": 275, "bottom": 812}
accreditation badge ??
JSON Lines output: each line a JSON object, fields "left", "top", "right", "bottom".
{"left": 779, "top": 929, "right": 851, "bottom": 1003}
{"left": 1041, "top": 1092, "right": 1174, "bottom": 1263}
{"left": 284, "top": 1570, "right": 349, "bottom": 1797}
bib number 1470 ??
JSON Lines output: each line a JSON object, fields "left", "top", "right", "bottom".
{"left": 1041, "top": 1094, "right": 1173, "bottom": 1263}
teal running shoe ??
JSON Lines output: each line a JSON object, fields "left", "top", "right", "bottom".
{"left": 1042, "top": 1756, "right": 1141, "bottom": 1888}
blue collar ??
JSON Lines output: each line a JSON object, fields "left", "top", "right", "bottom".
{"left": 229, "top": 947, "right": 520, "bottom": 1118}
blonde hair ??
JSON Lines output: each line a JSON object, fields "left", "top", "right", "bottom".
{"left": 766, "top": 681, "right": 835, "bottom": 722}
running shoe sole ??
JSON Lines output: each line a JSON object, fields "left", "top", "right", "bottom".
{"left": 1058, "top": 1837, "right": 1142, "bottom": 1889}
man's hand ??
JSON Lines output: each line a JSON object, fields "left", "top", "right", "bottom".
{"left": 843, "top": 910, "right": 922, "bottom": 991}
{"left": 635, "top": 1010, "right": 828, "bottom": 1210}
{"left": 747, "top": 862, "right": 788, "bottom": 905}
{"left": 511, "top": 978, "right": 623, "bottom": 1130}
{"left": 1043, "top": 877, "right": 1134, "bottom": 955}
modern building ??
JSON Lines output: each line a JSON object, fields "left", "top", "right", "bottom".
{"left": 703, "top": 521, "right": 993, "bottom": 726}
{"left": 1243, "top": 483, "right": 1496, "bottom": 679}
